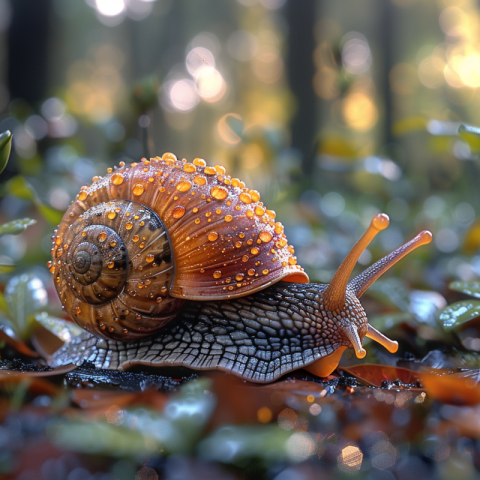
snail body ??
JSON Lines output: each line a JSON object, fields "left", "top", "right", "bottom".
{"left": 49, "top": 154, "right": 432, "bottom": 382}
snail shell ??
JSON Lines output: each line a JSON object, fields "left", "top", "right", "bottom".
{"left": 50, "top": 154, "right": 308, "bottom": 340}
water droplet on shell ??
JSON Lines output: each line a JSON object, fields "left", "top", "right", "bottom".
{"left": 172, "top": 206, "right": 186, "bottom": 219}
{"left": 133, "top": 184, "right": 144, "bottom": 196}
{"left": 111, "top": 173, "right": 124, "bottom": 185}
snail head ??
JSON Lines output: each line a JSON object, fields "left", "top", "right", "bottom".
{"left": 305, "top": 213, "right": 432, "bottom": 377}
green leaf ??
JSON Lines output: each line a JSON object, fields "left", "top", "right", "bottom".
{"left": 458, "top": 124, "right": 480, "bottom": 152}
{"left": 0, "top": 218, "right": 36, "bottom": 236}
{"left": 0, "top": 262, "right": 16, "bottom": 274}
{"left": 450, "top": 280, "right": 480, "bottom": 299}
{"left": 5, "top": 175, "right": 35, "bottom": 201}
{"left": 37, "top": 204, "right": 63, "bottom": 225}
{"left": 0, "top": 130, "right": 12, "bottom": 175}
{"left": 4, "top": 274, "right": 48, "bottom": 339}
{"left": 34, "top": 312, "right": 83, "bottom": 342}
{"left": 439, "top": 300, "right": 480, "bottom": 332}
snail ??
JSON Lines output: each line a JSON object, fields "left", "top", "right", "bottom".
{"left": 48, "top": 153, "right": 432, "bottom": 382}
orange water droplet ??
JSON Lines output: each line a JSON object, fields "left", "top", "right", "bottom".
{"left": 107, "top": 261, "right": 114, "bottom": 268}
{"left": 288, "top": 245, "right": 295, "bottom": 254}
{"left": 235, "top": 273, "right": 244, "bottom": 281}
{"left": 239, "top": 233, "right": 245, "bottom": 239}
{"left": 49, "top": 266, "right": 55, "bottom": 273}
{"left": 163, "top": 152, "right": 177, "bottom": 162}
{"left": 248, "top": 269, "right": 255, "bottom": 276}
{"left": 132, "top": 235, "right": 139, "bottom": 242}
{"left": 78, "top": 191, "right": 87, "bottom": 201}
{"left": 98, "top": 232, "right": 107, "bottom": 242}
{"left": 146, "top": 254, "right": 155, "bottom": 263}
{"left": 259, "top": 231, "right": 272, "bottom": 243}
{"left": 239, "top": 193, "right": 252, "bottom": 204}
{"left": 55, "top": 237, "right": 62, "bottom": 245}
{"left": 225, "top": 215, "right": 233, "bottom": 222}
{"left": 177, "top": 180, "right": 192, "bottom": 192}
{"left": 56, "top": 248, "right": 64, "bottom": 257}
{"left": 193, "top": 158, "right": 206, "bottom": 167}
{"left": 172, "top": 206, "right": 186, "bottom": 219}
{"left": 242, "top": 255, "right": 249, "bottom": 262}
{"left": 249, "top": 190, "right": 260, "bottom": 202}
{"left": 75, "top": 306, "right": 81, "bottom": 315}
{"left": 211, "top": 186, "right": 228, "bottom": 200}
{"left": 275, "top": 222, "right": 284, "bottom": 234}
{"left": 255, "top": 206, "right": 265, "bottom": 216}
{"left": 110, "top": 240, "right": 117, "bottom": 247}
{"left": 192, "top": 207, "right": 199, "bottom": 213}
{"left": 215, "top": 209, "right": 222, "bottom": 215}
{"left": 194, "top": 175, "right": 207, "bottom": 186}
{"left": 126, "top": 222, "right": 133, "bottom": 230}
{"left": 213, "top": 270, "right": 222, "bottom": 279}
{"left": 204, "top": 166, "right": 216, "bottom": 175}
{"left": 81, "top": 231, "right": 87, "bottom": 237}
{"left": 195, "top": 218, "right": 201, "bottom": 224}
{"left": 111, "top": 173, "right": 124, "bottom": 185}
{"left": 289, "top": 256, "right": 297, "bottom": 265}
{"left": 235, "top": 241, "right": 242, "bottom": 248}
{"left": 208, "top": 232, "right": 219, "bottom": 241}
{"left": 231, "top": 178, "right": 240, "bottom": 188}
{"left": 215, "top": 165, "right": 226, "bottom": 175}
{"left": 251, "top": 247, "right": 259, "bottom": 255}
{"left": 266, "top": 209, "right": 276, "bottom": 219}
{"left": 133, "top": 184, "right": 144, "bottom": 196}
{"left": 183, "top": 163, "right": 196, "bottom": 173}
{"left": 263, "top": 269, "right": 269, "bottom": 275}
{"left": 246, "top": 210, "right": 254, "bottom": 218}
{"left": 108, "top": 211, "right": 116, "bottom": 220}
{"left": 247, "top": 239, "right": 253, "bottom": 245}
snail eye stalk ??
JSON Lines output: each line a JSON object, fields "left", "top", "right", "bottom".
{"left": 348, "top": 230, "right": 432, "bottom": 298}
{"left": 324, "top": 213, "right": 389, "bottom": 311}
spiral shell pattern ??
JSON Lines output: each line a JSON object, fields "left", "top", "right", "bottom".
{"left": 51, "top": 154, "right": 308, "bottom": 340}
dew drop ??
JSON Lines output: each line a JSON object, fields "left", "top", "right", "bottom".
{"left": 211, "top": 186, "right": 228, "bottom": 200}
{"left": 251, "top": 247, "right": 259, "bottom": 255}
{"left": 98, "top": 232, "right": 107, "bottom": 242}
{"left": 246, "top": 210, "right": 254, "bottom": 218}
{"left": 208, "top": 232, "right": 219, "bottom": 242}
{"left": 248, "top": 268, "right": 255, "bottom": 276}
{"left": 235, "top": 241, "right": 242, "bottom": 248}
{"left": 231, "top": 178, "right": 240, "bottom": 188}
{"left": 239, "top": 193, "right": 252, "bottom": 204}
{"left": 111, "top": 173, "right": 124, "bottom": 185}
{"left": 183, "top": 163, "right": 196, "bottom": 173}
{"left": 110, "top": 240, "right": 117, "bottom": 247}
{"left": 75, "top": 306, "right": 81, "bottom": 315}
{"left": 275, "top": 222, "right": 284, "bottom": 234}
{"left": 249, "top": 190, "right": 260, "bottom": 202}
{"left": 255, "top": 206, "right": 265, "bottom": 216}
{"left": 172, "top": 206, "right": 186, "bottom": 219}
{"left": 213, "top": 270, "right": 222, "bottom": 279}
{"left": 289, "top": 256, "right": 297, "bottom": 265}
{"left": 177, "top": 180, "right": 192, "bottom": 192}
{"left": 235, "top": 273, "right": 244, "bottom": 281}
{"left": 242, "top": 255, "right": 249, "bottom": 262}
{"left": 262, "top": 269, "right": 269, "bottom": 275}
{"left": 163, "top": 152, "right": 177, "bottom": 162}
{"left": 78, "top": 191, "right": 87, "bottom": 201}
{"left": 194, "top": 175, "right": 207, "bottom": 186}
{"left": 132, "top": 235, "right": 139, "bottom": 242}
{"left": 193, "top": 158, "right": 206, "bottom": 167}
{"left": 215, "top": 165, "right": 226, "bottom": 175}
{"left": 126, "top": 222, "right": 133, "bottom": 230}
{"left": 107, "top": 261, "right": 114, "bottom": 268}
{"left": 225, "top": 215, "right": 233, "bottom": 222}
{"left": 108, "top": 211, "right": 116, "bottom": 220}
{"left": 133, "top": 184, "right": 144, "bottom": 196}
{"left": 204, "top": 166, "right": 216, "bottom": 175}
{"left": 259, "top": 231, "right": 273, "bottom": 243}
{"left": 146, "top": 254, "right": 155, "bottom": 263}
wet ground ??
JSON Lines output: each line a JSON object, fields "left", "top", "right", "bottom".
{"left": 2, "top": 352, "right": 480, "bottom": 480}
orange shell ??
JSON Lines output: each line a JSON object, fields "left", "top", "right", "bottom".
{"left": 52, "top": 156, "right": 308, "bottom": 303}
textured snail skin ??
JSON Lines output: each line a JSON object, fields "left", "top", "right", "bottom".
{"left": 50, "top": 282, "right": 366, "bottom": 383}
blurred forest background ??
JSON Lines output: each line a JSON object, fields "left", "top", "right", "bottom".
{"left": 1, "top": 0, "right": 480, "bottom": 296}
